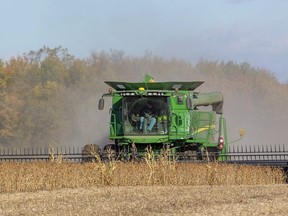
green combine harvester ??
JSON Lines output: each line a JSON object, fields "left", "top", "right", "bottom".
{"left": 97, "top": 74, "right": 228, "bottom": 161}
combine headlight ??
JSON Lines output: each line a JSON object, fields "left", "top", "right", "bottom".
{"left": 147, "top": 92, "right": 166, "bottom": 96}
{"left": 120, "top": 92, "right": 136, "bottom": 96}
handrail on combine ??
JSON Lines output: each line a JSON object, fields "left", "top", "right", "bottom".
{"left": 109, "top": 113, "right": 117, "bottom": 137}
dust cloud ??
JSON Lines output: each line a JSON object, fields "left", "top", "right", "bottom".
{"left": 60, "top": 59, "right": 288, "bottom": 149}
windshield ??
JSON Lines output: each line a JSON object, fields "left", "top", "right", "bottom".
{"left": 122, "top": 96, "right": 169, "bottom": 135}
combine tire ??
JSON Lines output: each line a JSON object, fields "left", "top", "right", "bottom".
{"left": 82, "top": 144, "right": 101, "bottom": 163}
{"left": 102, "top": 144, "right": 117, "bottom": 161}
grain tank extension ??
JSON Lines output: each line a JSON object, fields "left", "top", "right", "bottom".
{"left": 98, "top": 75, "right": 228, "bottom": 160}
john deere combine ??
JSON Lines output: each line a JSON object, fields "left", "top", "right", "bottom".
{"left": 98, "top": 74, "right": 227, "bottom": 161}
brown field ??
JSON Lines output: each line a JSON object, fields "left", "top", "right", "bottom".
{"left": 0, "top": 160, "right": 285, "bottom": 192}
{"left": 0, "top": 159, "right": 287, "bottom": 215}
{"left": 0, "top": 185, "right": 288, "bottom": 215}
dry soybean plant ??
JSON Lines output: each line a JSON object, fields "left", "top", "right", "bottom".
{"left": 0, "top": 147, "right": 286, "bottom": 193}
{"left": 49, "top": 145, "right": 65, "bottom": 163}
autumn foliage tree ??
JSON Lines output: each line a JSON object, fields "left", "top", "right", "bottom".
{"left": 0, "top": 47, "right": 287, "bottom": 148}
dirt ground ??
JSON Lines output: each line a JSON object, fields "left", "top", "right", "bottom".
{"left": 0, "top": 185, "right": 287, "bottom": 216}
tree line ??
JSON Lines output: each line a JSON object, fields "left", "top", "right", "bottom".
{"left": 0, "top": 46, "right": 287, "bottom": 148}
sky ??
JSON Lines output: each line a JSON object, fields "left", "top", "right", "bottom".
{"left": 1, "top": 0, "right": 288, "bottom": 82}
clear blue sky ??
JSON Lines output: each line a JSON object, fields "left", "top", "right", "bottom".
{"left": 1, "top": 0, "right": 288, "bottom": 82}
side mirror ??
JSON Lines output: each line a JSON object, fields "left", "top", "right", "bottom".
{"left": 228, "top": 128, "right": 245, "bottom": 144}
{"left": 239, "top": 128, "right": 245, "bottom": 137}
{"left": 186, "top": 98, "right": 192, "bottom": 109}
{"left": 98, "top": 98, "right": 105, "bottom": 110}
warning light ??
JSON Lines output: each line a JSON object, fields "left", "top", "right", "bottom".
{"left": 218, "top": 136, "right": 224, "bottom": 150}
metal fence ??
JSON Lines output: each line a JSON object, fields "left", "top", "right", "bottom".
{"left": 225, "top": 145, "right": 288, "bottom": 168}
{"left": 0, "top": 145, "right": 288, "bottom": 168}
{"left": 0, "top": 146, "right": 84, "bottom": 162}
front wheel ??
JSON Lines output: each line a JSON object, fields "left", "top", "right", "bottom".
{"left": 102, "top": 144, "right": 117, "bottom": 161}
{"left": 82, "top": 144, "right": 101, "bottom": 163}
{"left": 203, "top": 147, "right": 219, "bottom": 162}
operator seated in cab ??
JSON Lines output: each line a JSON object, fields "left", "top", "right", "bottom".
{"left": 139, "top": 101, "right": 159, "bottom": 133}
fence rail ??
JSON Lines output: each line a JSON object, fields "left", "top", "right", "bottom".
{"left": 0, "top": 145, "right": 287, "bottom": 168}
{"left": 0, "top": 146, "right": 84, "bottom": 162}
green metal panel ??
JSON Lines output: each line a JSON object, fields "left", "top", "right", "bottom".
{"left": 123, "top": 135, "right": 169, "bottom": 144}
{"left": 191, "top": 110, "right": 216, "bottom": 145}
{"left": 218, "top": 116, "right": 228, "bottom": 161}
{"left": 105, "top": 81, "right": 204, "bottom": 91}
{"left": 169, "top": 93, "right": 191, "bottom": 139}
{"left": 109, "top": 95, "right": 123, "bottom": 138}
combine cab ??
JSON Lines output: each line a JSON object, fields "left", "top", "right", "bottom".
{"left": 98, "top": 75, "right": 228, "bottom": 161}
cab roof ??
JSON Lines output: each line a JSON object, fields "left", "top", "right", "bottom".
{"left": 105, "top": 81, "right": 204, "bottom": 91}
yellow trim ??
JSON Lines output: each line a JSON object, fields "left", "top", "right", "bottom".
{"left": 192, "top": 124, "right": 215, "bottom": 135}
